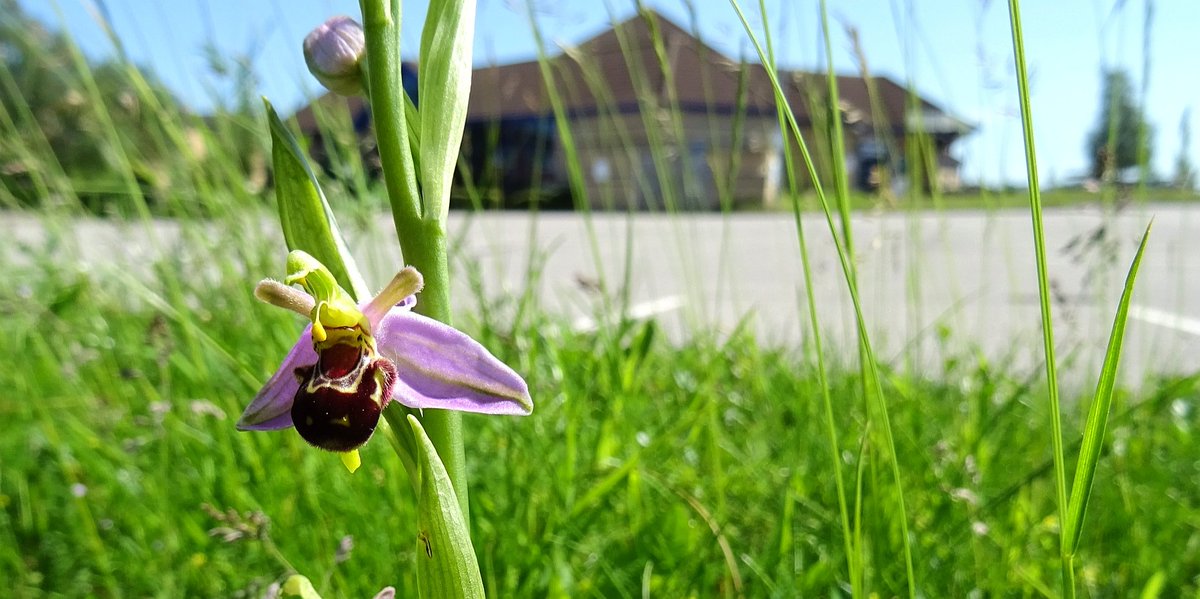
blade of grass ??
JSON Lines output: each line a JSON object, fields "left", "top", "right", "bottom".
{"left": 1064, "top": 221, "right": 1152, "bottom": 556}
{"left": 48, "top": 1, "right": 149, "bottom": 219}
{"left": 766, "top": 0, "right": 856, "bottom": 591}
{"left": 819, "top": 0, "right": 854, "bottom": 258}
{"left": 525, "top": 2, "right": 613, "bottom": 313}
{"left": 1004, "top": 0, "right": 1072, "bottom": 595}
{"left": 735, "top": 1, "right": 915, "bottom": 594}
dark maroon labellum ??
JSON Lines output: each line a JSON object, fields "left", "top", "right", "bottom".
{"left": 291, "top": 342, "right": 397, "bottom": 452}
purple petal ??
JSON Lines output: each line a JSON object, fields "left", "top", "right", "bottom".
{"left": 236, "top": 327, "right": 317, "bottom": 431}
{"left": 374, "top": 310, "right": 532, "bottom": 415}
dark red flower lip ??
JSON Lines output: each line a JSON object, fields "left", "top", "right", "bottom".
{"left": 291, "top": 356, "right": 398, "bottom": 452}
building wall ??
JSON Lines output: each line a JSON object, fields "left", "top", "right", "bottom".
{"left": 561, "top": 111, "right": 786, "bottom": 210}
{"left": 457, "top": 109, "right": 967, "bottom": 209}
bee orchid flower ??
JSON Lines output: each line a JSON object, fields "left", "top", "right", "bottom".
{"left": 237, "top": 251, "right": 532, "bottom": 463}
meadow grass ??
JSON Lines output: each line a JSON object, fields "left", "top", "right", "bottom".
{"left": 1, "top": 0, "right": 1197, "bottom": 596}
{"left": 2, "top": 223, "right": 1198, "bottom": 597}
{"left": 765, "top": 187, "right": 1200, "bottom": 215}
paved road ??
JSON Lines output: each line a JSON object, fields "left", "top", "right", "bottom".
{"left": 5, "top": 204, "right": 1197, "bottom": 386}
{"left": 442, "top": 205, "right": 1197, "bottom": 388}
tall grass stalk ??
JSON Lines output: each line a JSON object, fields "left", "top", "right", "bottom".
{"left": 763, "top": 4, "right": 859, "bottom": 592}
{"left": 1007, "top": 5, "right": 1154, "bottom": 576}
{"left": 524, "top": 1, "right": 613, "bottom": 313}
{"left": 0, "top": 65, "right": 72, "bottom": 208}
{"left": 818, "top": 1, "right": 854, "bottom": 260}
{"left": 628, "top": 4, "right": 712, "bottom": 326}
{"left": 1136, "top": 0, "right": 1154, "bottom": 199}
{"left": 550, "top": 38, "right": 644, "bottom": 323}
{"left": 603, "top": 5, "right": 706, "bottom": 326}
{"left": 1005, "top": 0, "right": 1071, "bottom": 594}
{"left": 736, "top": 1, "right": 915, "bottom": 594}
{"left": 635, "top": 0, "right": 702, "bottom": 210}
{"left": 48, "top": 3, "right": 148, "bottom": 220}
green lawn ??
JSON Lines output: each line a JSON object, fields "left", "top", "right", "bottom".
{"left": 2, "top": 223, "right": 1197, "bottom": 597}
{"left": 769, "top": 187, "right": 1200, "bottom": 214}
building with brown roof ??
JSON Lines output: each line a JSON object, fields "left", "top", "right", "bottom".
{"left": 294, "top": 9, "right": 973, "bottom": 210}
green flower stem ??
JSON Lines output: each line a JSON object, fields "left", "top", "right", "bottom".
{"left": 394, "top": 220, "right": 469, "bottom": 522}
{"left": 359, "top": 0, "right": 470, "bottom": 519}
{"left": 360, "top": 0, "right": 421, "bottom": 223}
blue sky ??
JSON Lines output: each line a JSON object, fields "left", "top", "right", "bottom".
{"left": 19, "top": 0, "right": 1200, "bottom": 187}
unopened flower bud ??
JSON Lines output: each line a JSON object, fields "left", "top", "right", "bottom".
{"left": 303, "top": 16, "right": 365, "bottom": 96}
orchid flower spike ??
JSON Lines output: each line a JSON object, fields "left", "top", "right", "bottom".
{"left": 238, "top": 251, "right": 532, "bottom": 459}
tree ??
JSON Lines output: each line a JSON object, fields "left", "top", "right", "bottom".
{"left": 1173, "top": 108, "right": 1195, "bottom": 190}
{"left": 0, "top": 0, "right": 252, "bottom": 212}
{"left": 1086, "top": 69, "right": 1153, "bottom": 182}
{"left": 0, "top": 0, "right": 171, "bottom": 207}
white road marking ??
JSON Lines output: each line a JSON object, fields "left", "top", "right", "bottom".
{"left": 573, "top": 295, "right": 686, "bottom": 332}
{"left": 1128, "top": 304, "right": 1200, "bottom": 337}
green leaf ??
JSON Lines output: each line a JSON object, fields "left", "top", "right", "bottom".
{"left": 1139, "top": 571, "right": 1167, "bottom": 599}
{"left": 282, "top": 575, "right": 324, "bottom": 599}
{"left": 263, "top": 97, "right": 369, "bottom": 300}
{"left": 1064, "top": 221, "right": 1153, "bottom": 556}
{"left": 417, "top": 0, "right": 476, "bottom": 222}
{"left": 407, "top": 415, "right": 484, "bottom": 599}
{"left": 405, "top": 88, "right": 422, "bottom": 164}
